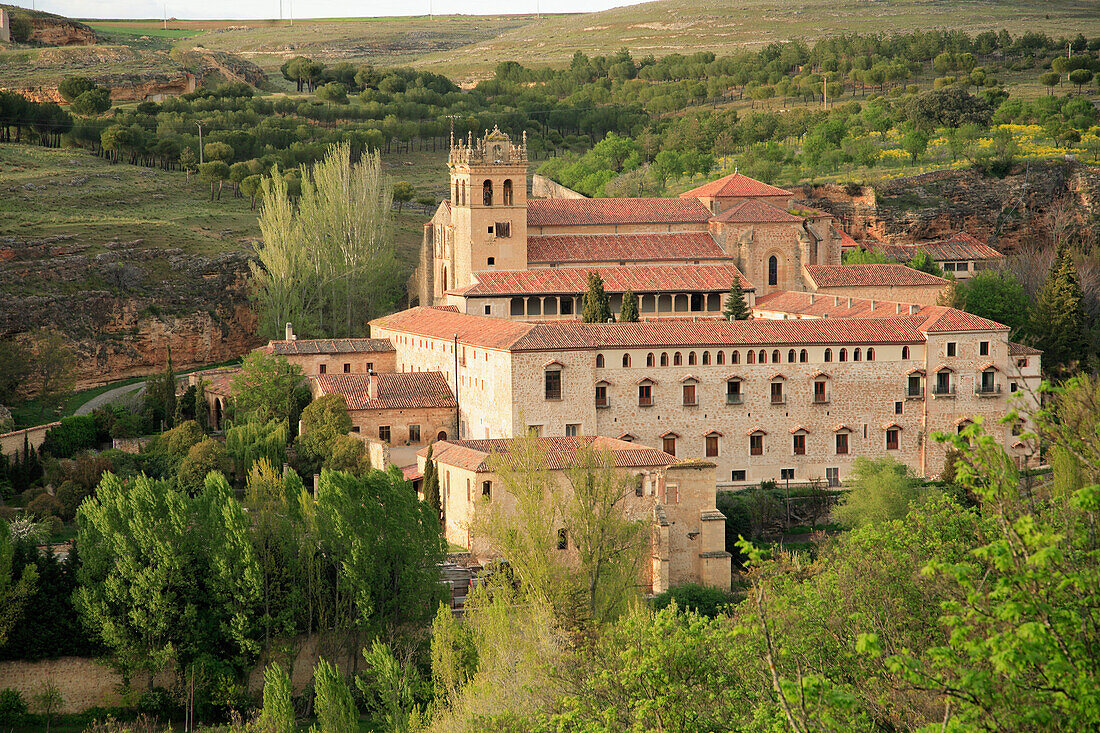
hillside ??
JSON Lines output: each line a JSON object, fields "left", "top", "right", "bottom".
{"left": 0, "top": 3, "right": 99, "bottom": 45}
{"left": 413, "top": 0, "right": 1100, "bottom": 78}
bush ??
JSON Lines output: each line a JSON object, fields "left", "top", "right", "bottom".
{"left": 652, "top": 583, "right": 738, "bottom": 617}
{"left": 146, "top": 420, "right": 204, "bottom": 463}
{"left": 40, "top": 416, "right": 98, "bottom": 458}
{"left": 56, "top": 480, "right": 91, "bottom": 521}
{"left": 26, "top": 492, "right": 63, "bottom": 520}
{"left": 0, "top": 689, "right": 27, "bottom": 726}
{"left": 176, "top": 438, "right": 229, "bottom": 494}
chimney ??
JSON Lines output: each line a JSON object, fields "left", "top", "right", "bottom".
{"left": 870, "top": 299, "right": 875, "bottom": 310}
{"left": 368, "top": 373, "right": 379, "bottom": 401}
{"left": 896, "top": 302, "right": 902, "bottom": 314}
{"left": 834, "top": 296, "right": 840, "bottom": 306}
{"left": 847, "top": 297, "right": 853, "bottom": 308}
{"left": 809, "top": 294, "right": 815, "bottom": 304}
{"left": 285, "top": 322, "right": 296, "bottom": 341}
{"left": 910, "top": 304, "right": 920, "bottom": 314}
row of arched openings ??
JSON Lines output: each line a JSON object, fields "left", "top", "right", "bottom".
{"left": 452, "top": 179, "right": 514, "bottom": 206}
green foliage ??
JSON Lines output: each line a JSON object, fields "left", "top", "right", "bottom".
{"left": 581, "top": 271, "right": 613, "bottom": 324}
{"left": 0, "top": 517, "right": 38, "bottom": 648}
{"left": 652, "top": 584, "right": 738, "bottom": 617}
{"left": 0, "top": 689, "right": 27, "bottom": 727}
{"left": 953, "top": 269, "right": 1030, "bottom": 332}
{"left": 258, "top": 663, "right": 295, "bottom": 733}
{"left": 295, "top": 394, "right": 353, "bottom": 462}
{"left": 176, "top": 438, "right": 230, "bottom": 495}
{"left": 232, "top": 351, "right": 306, "bottom": 426}
{"left": 71, "top": 88, "right": 111, "bottom": 116}
{"left": 538, "top": 132, "right": 642, "bottom": 196}
{"left": 40, "top": 416, "right": 98, "bottom": 459}
{"left": 392, "top": 180, "right": 415, "bottom": 212}
{"left": 842, "top": 247, "right": 891, "bottom": 264}
{"left": 357, "top": 640, "right": 423, "bottom": 732}
{"left": 58, "top": 76, "right": 97, "bottom": 104}
{"left": 618, "top": 288, "right": 639, "bottom": 323}
{"left": 834, "top": 456, "right": 928, "bottom": 528}
{"left": 1030, "top": 247, "right": 1090, "bottom": 374}
{"left": 422, "top": 446, "right": 442, "bottom": 525}
{"left": 430, "top": 601, "right": 477, "bottom": 703}
{"left": 722, "top": 279, "right": 751, "bottom": 320}
{"left": 147, "top": 419, "right": 205, "bottom": 466}
{"left": 226, "top": 419, "right": 288, "bottom": 480}
{"left": 906, "top": 249, "right": 945, "bottom": 277}
{"left": 311, "top": 658, "right": 358, "bottom": 733}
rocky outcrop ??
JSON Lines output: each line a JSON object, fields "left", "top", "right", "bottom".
{"left": 803, "top": 161, "right": 1100, "bottom": 251}
{"left": 0, "top": 239, "right": 261, "bottom": 390}
{"left": 9, "top": 73, "right": 197, "bottom": 104}
{"left": 28, "top": 15, "right": 97, "bottom": 46}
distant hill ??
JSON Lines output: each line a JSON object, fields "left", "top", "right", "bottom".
{"left": 1, "top": 3, "right": 99, "bottom": 45}
{"left": 413, "top": 0, "right": 1100, "bottom": 78}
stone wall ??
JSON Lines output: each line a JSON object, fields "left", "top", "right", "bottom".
{"left": 531, "top": 174, "right": 586, "bottom": 200}
{"left": 0, "top": 422, "right": 60, "bottom": 459}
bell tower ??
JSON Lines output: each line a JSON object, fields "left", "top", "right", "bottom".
{"left": 447, "top": 127, "right": 528, "bottom": 293}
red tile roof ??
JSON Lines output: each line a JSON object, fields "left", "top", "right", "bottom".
{"left": 526, "top": 197, "right": 712, "bottom": 227}
{"left": 526, "top": 232, "right": 729, "bottom": 264}
{"left": 710, "top": 199, "right": 804, "bottom": 224}
{"left": 805, "top": 264, "right": 949, "bottom": 288}
{"left": 753, "top": 290, "right": 1009, "bottom": 332}
{"left": 312, "top": 372, "right": 455, "bottom": 411}
{"left": 881, "top": 232, "right": 1002, "bottom": 262}
{"left": 1009, "top": 341, "right": 1043, "bottom": 356}
{"left": 419, "top": 435, "right": 677, "bottom": 472}
{"left": 268, "top": 338, "right": 394, "bottom": 356}
{"left": 835, "top": 229, "right": 861, "bottom": 250}
{"left": 679, "top": 172, "right": 792, "bottom": 199}
{"left": 450, "top": 264, "right": 751, "bottom": 297}
{"left": 193, "top": 367, "right": 240, "bottom": 397}
{"left": 919, "top": 307, "right": 1008, "bottom": 333}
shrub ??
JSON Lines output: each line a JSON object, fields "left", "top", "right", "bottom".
{"left": 0, "top": 688, "right": 27, "bottom": 726}
{"left": 652, "top": 583, "right": 739, "bottom": 617}
{"left": 56, "top": 480, "right": 92, "bottom": 521}
{"left": 26, "top": 492, "right": 63, "bottom": 520}
{"left": 40, "top": 416, "right": 98, "bottom": 459}
{"left": 176, "top": 438, "right": 229, "bottom": 494}
{"left": 146, "top": 420, "right": 204, "bottom": 463}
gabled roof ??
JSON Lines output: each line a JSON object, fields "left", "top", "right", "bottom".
{"left": 526, "top": 232, "right": 729, "bottom": 264}
{"left": 754, "top": 290, "right": 928, "bottom": 319}
{"left": 527, "top": 197, "right": 712, "bottom": 227}
{"left": 419, "top": 435, "right": 677, "bottom": 472}
{"left": 881, "top": 232, "right": 1002, "bottom": 262}
{"left": 804, "top": 264, "right": 949, "bottom": 288}
{"left": 709, "top": 198, "right": 804, "bottom": 224}
{"left": 919, "top": 308, "right": 1007, "bottom": 333}
{"left": 679, "top": 172, "right": 792, "bottom": 199}
{"left": 267, "top": 338, "right": 395, "bottom": 356}
{"left": 193, "top": 367, "right": 240, "bottom": 397}
{"left": 1009, "top": 341, "right": 1043, "bottom": 356}
{"left": 449, "top": 263, "right": 752, "bottom": 297}
{"left": 312, "top": 372, "right": 455, "bottom": 411}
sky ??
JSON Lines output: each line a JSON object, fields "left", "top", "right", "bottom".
{"left": 7, "top": 0, "right": 644, "bottom": 19}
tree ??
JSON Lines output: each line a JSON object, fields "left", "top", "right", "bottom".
{"left": 312, "top": 658, "right": 358, "bottom": 733}
{"left": 357, "top": 640, "right": 421, "bottom": 733}
{"left": 258, "top": 662, "right": 295, "bottom": 733}
{"left": 581, "top": 272, "right": 613, "bottom": 323}
{"left": 295, "top": 394, "right": 352, "bottom": 465}
{"left": 203, "top": 141, "right": 234, "bottom": 163}
{"left": 1030, "top": 247, "right": 1089, "bottom": 374}
{"left": 226, "top": 419, "right": 288, "bottom": 480}
{"left": 1069, "top": 68, "right": 1094, "bottom": 94}
{"left": 843, "top": 247, "right": 891, "bottom": 264}
{"left": 953, "top": 269, "right": 1030, "bottom": 333}
{"left": 906, "top": 250, "right": 945, "bottom": 277}
{"left": 900, "top": 128, "right": 930, "bottom": 162}
{"left": 316, "top": 82, "right": 348, "bottom": 104}
{"left": 240, "top": 174, "right": 263, "bottom": 210}
{"left": 0, "top": 339, "right": 30, "bottom": 405}
{"left": 232, "top": 351, "right": 306, "bottom": 426}
{"left": 25, "top": 330, "right": 76, "bottom": 411}
{"left": 199, "top": 160, "right": 231, "bottom": 201}
{"left": 71, "top": 88, "right": 111, "bottom": 116}
{"left": 619, "top": 288, "right": 639, "bottom": 322}
{"left": 58, "top": 76, "right": 96, "bottom": 103}
{"left": 421, "top": 444, "right": 442, "bottom": 525}
{"left": 31, "top": 681, "right": 62, "bottom": 733}
{"left": 834, "top": 457, "right": 926, "bottom": 528}
{"left": 1039, "top": 71, "right": 1061, "bottom": 95}
{"left": 0, "top": 517, "right": 38, "bottom": 647}
{"left": 722, "top": 279, "right": 751, "bottom": 320}
{"left": 179, "top": 147, "right": 198, "bottom": 181}
{"left": 176, "top": 438, "right": 230, "bottom": 494}
{"left": 392, "top": 181, "right": 415, "bottom": 213}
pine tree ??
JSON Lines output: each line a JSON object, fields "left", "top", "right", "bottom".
{"left": 619, "top": 289, "right": 639, "bottom": 322}
{"left": 1031, "top": 246, "right": 1090, "bottom": 375}
{"left": 163, "top": 346, "right": 176, "bottom": 429}
{"left": 723, "top": 279, "right": 752, "bottom": 320}
{"left": 582, "top": 272, "right": 613, "bottom": 323}
{"left": 422, "top": 445, "right": 442, "bottom": 525}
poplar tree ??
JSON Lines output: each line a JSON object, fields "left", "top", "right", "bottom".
{"left": 723, "top": 279, "right": 752, "bottom": 320}
{"left": 619, "top": 289, "right": 640, "bottom": 322}
{"left": 582, "top": 272, "right": 613, "bottom": 323}
{"left": 1031, "top": 247, "right": 1089, "bottom": 375}
{"left": 422, "top": 445, "right": 442, "bottom": 525}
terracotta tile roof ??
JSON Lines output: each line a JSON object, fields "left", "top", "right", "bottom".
{"left": 312, "top": 372, "right": 455, "bottom": 411}
{"left": 450, "top": 264, "right": 751, "bottom": 297}
{"left": 268, "top": 338, "right": 395, "bottom": 356}
{"left": 919, "top": 307, "right": 1008, "bottom": 333}
{"left": 1009, "top": 341, "right": 1043, "bottom": 356}
{"left": 881, "top": 233, "right": 1002, "bottom": 262}
{"left": 372, "top": 306, "right": 934, "bottom": 351}
{"left": 679, "top": 172, "right": 792, "bottom": 199}
{"left": 710, "top": 199, "right": 804, "bottom": 224}
{"left": 526, "top": 232, "right": 729, "bottom": 264}
{"left": 526, "top": 197, "right": 712, "bottom": 227}
{"left": 805, "top": 264, "right": 949, "bottom": 288}
{"left": 419, "top": 435, "right": 677, "bottom": 472}
{"left": 754, "top": 290, "right": 930, "bottom": 319}
{"left": 193, "top": 367, "right": 240, "bottom": 397}
{"left": 835, "top": 229, "right": 860, "bottom": 249}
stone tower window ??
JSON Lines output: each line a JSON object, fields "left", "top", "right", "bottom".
{"left": 503, "top": 179, "right": 513, "bottom": 205}
{"left": 483, "top": 179, "right": 493, "bottom": 206}
{"left": 768, "top": 255, "right": 778, "bottom": 286}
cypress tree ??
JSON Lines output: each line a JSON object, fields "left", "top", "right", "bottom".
{"left": 163, "top": 346, "right": 176, "bottom": 429}
{"left": 422, "top": 445, "right": 442, "bottom": 525}
{"left": 723, "top": 279, "right": 752, "bottom": 320}
{"left": 1031, "top": 247, "right": 1090, "bottom": 375}
{"left": 620, "top": 289, "right": 640, "bottom": 322}
{"left": 582, "top": 272, "right": 613, "bottom": 323}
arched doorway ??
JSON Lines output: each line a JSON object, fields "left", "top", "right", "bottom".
{"left": 436, "top": 430, "right": 448, "bottom": 441}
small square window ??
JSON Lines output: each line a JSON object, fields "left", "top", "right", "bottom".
{"left": 319, "top": 363, "right": 327, "bottom": 374}
{"left": 487, "top": 257, "right": 495, "bottom": 266}
{"left": 780, "top": 468, "right": 794, "bottom": 480}
{"left": 379, "top": 425, "right": 391, "bottom": 442}
{"left": 1010, "top": 382, "right": 1018, "bottom": 393}
{"left": 343, "top": 363, "right": 351, "bottom": 373}
{"left": 947, "top": 342, "right": 957, "bottom": 357}
{"left": 731, "top": 470, "right": 747, "bottom": 482}
{"left": 979, "top": 341, "right": 989, "bottom": 356}
{"left": 366, "top": 362, "right": 374, "bottom": 372}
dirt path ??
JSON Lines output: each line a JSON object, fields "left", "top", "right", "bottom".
{"left": 74, "top": 382, "right": 145, "bottom": 415}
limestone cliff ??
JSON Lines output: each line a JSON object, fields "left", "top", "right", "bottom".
{"left": 28, "top": 14, "right": 97, "bottom": 46}
{"left": 0, "top": 238, "right": 260, "bottom": 390}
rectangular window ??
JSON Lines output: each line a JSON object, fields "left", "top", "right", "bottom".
{"left": 826, "top": 467, "right": 839, "bottom": 487}
{"left": 682, "top": 383, "right": 697, "bottom": 406}
{"left": 545, "top": 370, "right": 562, "bottom": 400}
{"left": 565, "top": 423, "right": 580, "bottom": 437}
{"left": 706, "top": 434, "right": 719, "bottom": 457}
{"left": 947, "top": 342, "right": 957, "bottom": 357}
{"left": 487, "top": 257, "right": 495, "bottom": 266}
{"left": 956, "top": 261, "right": 969, "bottom": 271}
{"left": 638, "top": 384, "right": 653, "bottom": 406}
{"left": 343, "top": 363, "right": 351, "bottom": 373}
{"left": 1010, "top": 381, "right": 1018, "bottom": 393}
{"left": 495, "top": 221, "right": 511, "bottom": 238}
{"left": 635, "top": 477, "right": 644, "bottom": 497}
{"left": 726, "top": 380, "right": 742, "bottom": 404}
{"left": 750, "top": 434, "right": 764, "bottom": 456}
{"left": 319, "top": 363, "right": 327, "bottom": 374}
{"left": 895, "top": 401, "right": 903, "bottom": 415}
{"left": 980, "top": 341, "right": 989, "bottom": 356}
{"left": 527, "top": 424, "right": 543, "bottom": 437}
{"left": 595, "top": 384, "right": 608, "bottom": 407}
{"left": 936, "top": 372, "right": 951, "bottom": 394}
{"left": 886, "top": 429, "right": 899, "bottom": 450}
{"left": 557, "top": 529, "right": 568, "bottom": 550}
{"left": 1017, "top": 358, "right": 1028, "bottom": 368}
{"left": 908, "top": 374, "right": 923, "bottom": 398}
{"left": 780, "top": 468, "right": 795, "bottom": 481}
{"left": 981, "top": 370, "right": 995, "bottom": 391}
{"left": 466, "top": 478, "right": 471, "bottom": 502}
{"left": 793, "top": 434, "right": 806, "bottom": 455}
{"left": 813, "top": 381, "right": 827, "bottom": 403}
{"left": 484, "top": 305, "right": 492, "bottom": 315}
{"left": 482, "top": 481, "right": 492, "bottom": 499}
{"left": 561, "top": 298, "right": 574, "bottom": 315}
{"left": 770, "top": 382, "right": 784, "bottom": 404}
{"left": 379, "top": 425, "right": 391, "bottom": 442}
{"left": 732, "top": 470, "right": 747, "bottom": 481}
{"left": 663, "top": 436, "right": 677, "bottom": 456}
{"left": 366, "top": 362, "right": 374, "bottom": 372}
{"left": 836, "top": 433, "right": 849, "bottom": 455}
{"left": 408, "top": 424, "right": 421, "bottom": 443}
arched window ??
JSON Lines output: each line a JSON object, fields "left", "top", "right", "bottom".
{"left": 622, "top": 353, "right": 631, "bottom": 368}
{"left": 673, "top": 352, "right": 682, "bottom": 366}
{"left": 702, "top": 351, "right": 711, "bottom": 365}
{"left": 799, "top": 349, "right": 808, "bottom": 362}
{"left": 901, "top": 346, "right": 910, "bottom": 359}
{"left": 483, "top": 179, "right": 493, "bottom": 206}
{"left": 451, "top": 180, "right": 457, "bottom": 202}
{"left": 759, "top": 349, "right": 767, "bottom": 363}
{"left": 788, "top": 349, "right": 796, "bottom": 363}
{"left": 716, "top": 351, "right": 724, "bottom": 365}
{"left": 747, "top": 350, "right": 755, "bottom": 364}
{"left": 867, "top": 348, "right": 875, "bottom": 361}
{"left": 596, "top": 354, "right": 605, "bottom": 368}
{"left": 772, "top": 349, "right": 780, "bottom": 363}
{"left": 731, "top": 350, "right": 740, "bottom": 364}
{"left": 661, "top": 352, "right": 669, "bottom": 366}
{"left": 853, "top": 348, "right": 862, "bottom": 361}
{"left": 502, "top": 179, "right": 513, "bottom": 205}
{"left": 688, "top": 351, "right": 697, "bottom": 366}
{"left": 647, "top": 352, "right": 655, "bottom": 367}
{"left": 824, "top": 348, "right": 832, "bottom": 362}
{"left": 839, "top": 348, "right": 848, "bottom": 362}
{"left": 768, "top": 255, "right": 778, "bottom": 286}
